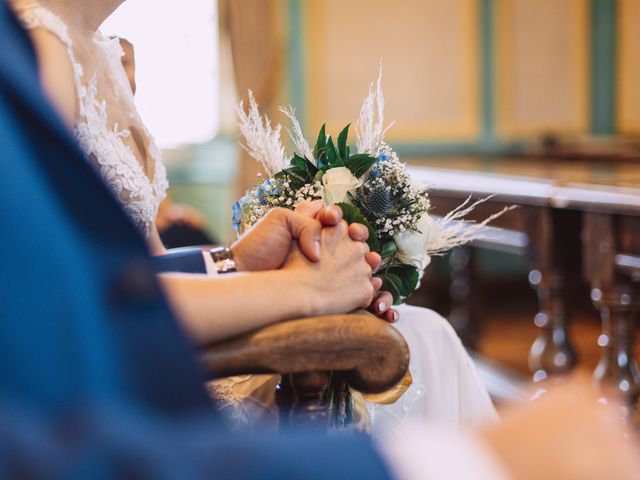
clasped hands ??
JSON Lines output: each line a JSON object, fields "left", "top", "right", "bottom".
{"left": 230, "top": 201, "right": 397, "bottom": 323}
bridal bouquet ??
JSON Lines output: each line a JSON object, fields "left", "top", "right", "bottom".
{"left": 233, "top": 70, "right": 508, "bottom": 304}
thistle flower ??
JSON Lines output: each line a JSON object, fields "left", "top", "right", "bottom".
{"left": 365, "top": 183, "right": 392, "bottom": 214}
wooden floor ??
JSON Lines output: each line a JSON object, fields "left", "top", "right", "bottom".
{"left": 478, "top": 311, "right": 606, "bottom": 376}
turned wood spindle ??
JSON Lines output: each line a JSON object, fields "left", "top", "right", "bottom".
{"left": 528, "top": 269, "right": 578, "bottom": 382}
{"left": 591, "top": 286, "right": 640, "bottom": 412}
{"left": 288, "top": 371, "right": 331, "bottom": 429}
{"left": 448, "top": 246, "right": 481, "bottom": 349}
{"left": 525, "top": 208, "right": 580, "bottom": 382}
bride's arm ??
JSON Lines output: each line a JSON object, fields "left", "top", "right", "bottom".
{"left": 159, "top": 220, "right": 375, "bottom": 345}
{"left": 147, "top": 225, "right": 167, "bottom": 256}
{"left": 20, "top": 25, "right": 77, "bottom": 127}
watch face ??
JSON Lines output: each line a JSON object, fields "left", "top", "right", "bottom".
{"left": 210, "top": 248, "right": 236, "bottom": 273}
{"left": 210, "top": 247, "right": 229, "bottom": 261}
{"left": 216, "top": 259, "right": 237, "bottom": 273}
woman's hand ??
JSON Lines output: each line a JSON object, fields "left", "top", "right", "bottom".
{"left": 230, "top": 201, "right": 399, "bottom": 321}
{"left": 230, "top": 202, "right": 380, "bottom": 280}
{"left": 369, "top": 291, "right": 398, "bottom": 323}
{"left": 283, "top": 220, "right": 376, "bottom": 316}
{"left": 297, "top": 201, "right": 399, "bottom": 323}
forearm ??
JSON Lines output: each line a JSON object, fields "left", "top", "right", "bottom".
{"left": 158, "top": 270, "right": 315, "bottom": 344}
{"left": 148, "top": 225, "right": 168, "bottom": 256}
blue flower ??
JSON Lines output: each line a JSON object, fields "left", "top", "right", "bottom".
{"left": 231, "top": 199, "right": 245, "bottom": 232}
{"left": 369, "top": 161, "right": 383, "bottom": 179}
{"left": 258, "top": 178, "right": 280, "bottom": 197}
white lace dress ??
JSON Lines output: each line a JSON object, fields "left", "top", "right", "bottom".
{"left": 16, "top": 3, "right": 167, "bottom": 236}
{"left": 16, "top": 3, "right": 498, "bottom": 436}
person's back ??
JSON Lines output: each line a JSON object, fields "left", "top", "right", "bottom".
{"left": 0, "top": 0, "right": 211, "bottom": 417}
{"left": 0, "top": 3, "right": 392, "bottom": 477}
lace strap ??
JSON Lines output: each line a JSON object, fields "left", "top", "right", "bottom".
{"left": 13, "top": 4, "right": 87, "bottom": 117}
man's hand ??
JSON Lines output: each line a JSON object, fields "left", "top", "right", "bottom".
{"left": 230, "top": 208, "right": 324, "bottom": 272}
{"left": 230, "top": 203, "right": 381, "bottom": 280}
{"left": 230, "top": 202, "right": 396, "bottom": 320}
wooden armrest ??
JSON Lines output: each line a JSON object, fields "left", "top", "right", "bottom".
{"left": 199, "top": 313, "right": 410, "bottom": 394}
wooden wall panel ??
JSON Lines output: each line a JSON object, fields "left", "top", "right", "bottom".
{"left": 305, "top": 0, "right": 479, "bottom": 141}
{"left": 495, "top": 0, "right": 589, "bottom": 138}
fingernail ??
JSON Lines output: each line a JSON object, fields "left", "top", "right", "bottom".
{"left": 392, "top": 311, "right": 399, "bottom": 323}
{"left": 314, "top": 240, "right": 321, "bottom": 258}
{"left": 378, "top": 302, "right": 388, "bottom": 313}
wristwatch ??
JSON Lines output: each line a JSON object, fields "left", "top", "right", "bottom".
{"left": 209, "top": 246, "right": 237, "bottom": 274}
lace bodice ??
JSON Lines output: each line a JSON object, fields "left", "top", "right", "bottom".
{"left": 16, "top": 4, "right": 168, "bottom": 236}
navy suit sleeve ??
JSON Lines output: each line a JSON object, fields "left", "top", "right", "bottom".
{"left": 152, "top": 248, "right": 208, "bottom": 274}
{"left": 0, "top": 399, "right": 392, "bottom": 480}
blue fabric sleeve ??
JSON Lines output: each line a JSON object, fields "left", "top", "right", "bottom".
{"left": 0, "top": 399, "right": 393, "bottom": 480}
{"left": 152, "top": 249, "right": 208, "bottom": 274}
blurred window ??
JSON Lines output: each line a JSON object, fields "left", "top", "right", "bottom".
{"left": 102, "top": 0, "right": 219, "bottom": 149}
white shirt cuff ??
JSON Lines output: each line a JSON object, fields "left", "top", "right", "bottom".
{"left": 375, "top": 425, "right": 511, "bottom": 480}
{"left": 202, "top": 251, "right": 218, "bottom": 276}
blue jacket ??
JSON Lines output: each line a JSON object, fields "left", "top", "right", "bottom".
{"left": 0, "top": 3, "right": 390, "bottom": 478}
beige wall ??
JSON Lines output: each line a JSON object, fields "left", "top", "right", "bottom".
{"left": 618, "top": 0, "right": 640, "bottom": 134}
{"left": 291, "top": 0, "right": 639, "bottom": 142}
{"left": 495, "top": 0, "right": 589, "bottom": 138}
{"left": 305, "top": 0, "right": 479, "bottom": 141}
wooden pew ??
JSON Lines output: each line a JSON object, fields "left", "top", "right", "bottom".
{"left": 409, "top": 157, "right": 640, "bottom": 410}
{"left": 200, "top": 312, "right": 410, "bottom": 430}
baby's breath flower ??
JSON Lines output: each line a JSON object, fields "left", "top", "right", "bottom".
{"left": 236, "top": 175, "right": 324, "bottom": 230}
{"left": 356, "top": 152, "right": 430, "bottom": 240}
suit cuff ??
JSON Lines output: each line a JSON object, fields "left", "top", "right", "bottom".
{"left": 151, "top": 249, "right": 208, "bottom": 274}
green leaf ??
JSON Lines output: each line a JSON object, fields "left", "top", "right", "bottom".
{"left": 276, "top": 168, "right": 306, "bottom": 187}
{"left": 326, "top": 136, "right": 343, "bottom": 167}
{"left": 336, "top": 202, "right": 380, "bottom": 253}
{"left": 379, "top": 264, "right": 419, "bottom": 304}
{"left": 337, "top": 124, "right": 350, "bottom": 161}
{"left": 274, "top": 156, "right": 316, "bottom": 187}
{"left": 291, "top": 154, "right": 318, "bottom": 180}
{"left": 380, "top": 241, "right": 398, "bottom": 257}
{"left": 313, "top": 124, "right": 327, "bottom": 168}
{"left": 346, "top": 153, "right": 377, "bottom": 178}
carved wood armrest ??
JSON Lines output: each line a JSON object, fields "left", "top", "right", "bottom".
{"left": 199, "top": 313, "right": 410, "bottom": 394}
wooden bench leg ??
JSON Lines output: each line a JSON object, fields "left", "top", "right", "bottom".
{"left": 528, "top": 269, "right": 578, "bottom": 382}
{"left": 582, "top": 212, "right": 640, "bottom": 415}
{"left": 526, "top": 208, "right": 580, "bottom": 382}
{"left": 448, "top": 246, "right": 481, "bottom": 349}
{"left": 591, "top": 286, "right": 640, "bottom": 415}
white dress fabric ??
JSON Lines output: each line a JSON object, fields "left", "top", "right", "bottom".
{"left": 16, "top": 3, "right": 498, "bottom": 436}
{"left": 15, "top": 3, "right": 167, "bottom": 237}
{"left": 370, "top": 305, "right": 498, "bottom": 438}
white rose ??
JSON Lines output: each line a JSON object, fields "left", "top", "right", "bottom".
{"left": 322, "top": 167, "right": 361, "bottom": 205}
{"left": 394, "top": 214, "right": 437, "bottom": 270}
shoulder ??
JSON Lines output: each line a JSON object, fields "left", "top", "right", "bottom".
{"left": 24, "top": 26, "right": 78, "bottom": 128}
